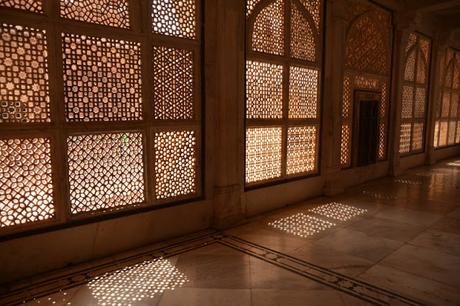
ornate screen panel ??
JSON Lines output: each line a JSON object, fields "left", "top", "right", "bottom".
{"left": 434, "top": 48, "right": 460, "bottom": 148}
{"left": 0, "top": 0, "right": 43, "bottom": 12}
{"left": 245, "top": 0, "right": 323, "bottom": 185}
{"left": 399, "top": 33, "right": 431, "bottom": 155}
{"left": 0, "top": 0, "right": 202, "bottom": 232}
{"left": 340, "top": 0, "right": 392, "bottom": 168}
{"left": 60, "top": 0, "right": 130, "bottom": 28}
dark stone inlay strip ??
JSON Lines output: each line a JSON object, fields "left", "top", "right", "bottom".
{"left": 218, "top": 234, "right": 426, "bottom": 306}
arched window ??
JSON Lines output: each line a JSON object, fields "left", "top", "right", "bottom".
{"left": 245, "top": 0, "right": 323, "bottom": 185}
{"left": 339, "top": 1, "right": 392, "bottom": 168}
{"left": 434, "top": 48, "right": 460, "bottom": 148}
{"left": 399, "top": 33, "right": 431, "bottom": 155}
{"left": 0, "top": 0, "right": 202, "bottom": 230}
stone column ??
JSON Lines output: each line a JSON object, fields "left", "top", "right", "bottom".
{"left": 388, "top": 12, "right": 416, "bottom": 177}
{"left": 323, "top": 0, "right": 348, "bottom": 195}
{"left": 205, "top": 0, "right": 246, "bottom": 228}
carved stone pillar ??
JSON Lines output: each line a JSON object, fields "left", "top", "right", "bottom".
{"left": 323, "top": 0, "right": 348, "bottom": 196}
{"left": 388, "top": 12, "right": 416, "bottom": 177}
{"left": 205, "top": 0, "right": 246, "bottom": 228}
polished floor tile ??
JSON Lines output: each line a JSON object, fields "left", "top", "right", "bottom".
{"left": 10, "top": 158, "right": 460, "bottom": 306}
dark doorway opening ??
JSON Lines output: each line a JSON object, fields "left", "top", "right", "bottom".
{"left": 353, "top": 91, "right": 380, "bottom": 167}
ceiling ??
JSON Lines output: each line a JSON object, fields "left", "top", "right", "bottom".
{"left": 405, "top": 0, "right": 460, "bottom": 31}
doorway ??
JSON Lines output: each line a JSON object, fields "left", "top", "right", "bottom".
{"left": 352, "top": 91, "right": 380, "bottom": 167}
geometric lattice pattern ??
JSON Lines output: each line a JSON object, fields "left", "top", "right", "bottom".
{"left": 401, "top": 85, "right": 413, "bottom": 119}
{"left": 400, "top": 32, "right": 430, "bottom": 154}
{"left": 345, "top": 10, "right": 391, "bottom": 75}
{"left": 287, "top": 125, "right": 316, "bottom": 175}
{"left": 251, "top": 0, "right": 284, "bottom": 55}
{"left": 0, "top": 23, "right": 50, "bottom": 123}
{"left": 378, "top": 123, "right": 386, "bottom": 160}
{"left": 67, "top": 133, "right": 145, "bottom": 214}
{"left": 153, "top": 46, "right": 194, "bottom": 120}
{"left": 268, "top": 213, "right": 335, "bottom": 238}
{"left": 439, "top": 121, "right": 448, "bottom": 147}
{"left": 340, "top": 124, "right": 351, "bottom": 167}
{"left": 152, "top": 0, "right": 196, "bottom": 39}
{"left": 0, "top": 138, "right": 54, "bottom": 227}
{"left": 62, "top": 33, "right": 142, "bottom": 122}
{"left": 340, "top": 1, "right": 392, "bottom": 167}
{"left": 340, "top": 73, "right": 388, "bottom": 165}
{"left": 414, "top": 87, "right": 426, "bottom": 118}
{"left": 246, "top": 61, "right": 283, "bottom": 119}
{"left": 342, "top": 75, "right": 352, "bottom": 118}
{"left": 88, "top": 258, "right": 188, "bottom": 305}
{"left": 412, "top": 122, "right": 424, "bottom": 151}
{"left": 246, "top": 0, "right": 322, "bottom": 184}
{"left": 289, "top": 67, "right": 318, "bottom": 118}
{"left": 299, "top": 0, "right": 321, "bottom": 28}
{"left": 246, "top": 127, "right": 282, "bottom": 183}
{"left": 442, "top": 92, "right": 451, "bottom": 118}
{"left": 399, "top": 123, "right": 411, "bottom": 154}
{"left": 154, "top": 130, "right": 197, "bottom": 200}
{"left": 448, "top": 121, "right": 456, "bottom": 145}
{"left": 60, "top": 0, "right": 130, "bottom": 28}
{"left": 0, "top": 0, "right": 42, "bottom": 12}
{"left": 291, "top": 2, "right": 316, "bottom": 62}
{"left": 246, "top": 0, "right": 263, "bottom": 16}
{"left": 308, "top": 202, "right": 367, "bottom": 221}
{"left": 435, "top": 48, "right": 460, "bottom": 147}
{"left": 404, "top": 51, "right": 416, "bottom": 82}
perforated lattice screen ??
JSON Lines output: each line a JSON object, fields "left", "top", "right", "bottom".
{"left": 0, "top": 23, "right": 50, "bottom": 123}
{"left": 399, "top": 33, "right": 431, "bottom": 154}
{"left": 0, "top": 138, "right": 54, "bottom": 227}
{"left": 289, "top": 67, "right": 318, "bottom": 119}
{"left": 154, "top": 130, "right": 197, "bottom": 200}
{"left": 153, "top": 46, "right": 194, "bottom": 120}
{"left": 60, "top": 0, "right": 130, "bottom": 28}
{"left": 152, "top": 0, "right": 197, "bottom": 39}
{"left": 67, "top": 133, "right": 145, "bottom": 214}
{"left": 1, "top": 0, "right": 202, "bottom": 231}
{"left": 245, "top": 0, "right": 322, "bottom": 184}
{"left": 62, "top": 33, "right": 143, "bottom": 122}
{"left": 251, "top": 0, "right": 284, "bottom": 55}
{"left": 435, "top": 48, "right": 460, "bottom": 148}
{"left": 0, "top": 0, "right": 42, "bottom": 12}
{"left": 340, "top": 1, "right": 392, "bottom": 167}
{"left": 286, "top": 126, "right": 317, "bottom": 175}
{"left": 246, "top": 127, "right": 283, "bottom": 183}
{"left": 246, "top": 61, "right": 283, "bottom": 119}
{"left": 291, "top": 2, "right": 316, "bottom": 61}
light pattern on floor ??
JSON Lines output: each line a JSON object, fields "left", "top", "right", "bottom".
{"left": 362, "top": 190, "right": 398, "bottom": 200}
{"left": 268, "top": 213, "right": 335, "bottom": 238}
{"left": 447, "top": 161, "right": 460, "bottom": 167}
{"left": 88, "top": 258, "right": 188, "bottom": 305}
{"left": 308, "top": 202, "right": 367, "bottom": 221}
{"left": 394, "top": 178, "right": 423, "bottom": 185}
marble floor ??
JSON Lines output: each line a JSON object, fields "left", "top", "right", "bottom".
{"left": 2, "top": 159, "right": 460, "bottom": 306}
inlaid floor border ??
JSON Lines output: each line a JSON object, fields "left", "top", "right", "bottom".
{"left": 1, "top": 231, "right": 427, "bottom": 306}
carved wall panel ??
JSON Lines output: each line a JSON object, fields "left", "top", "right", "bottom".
{"left": 0, "top": 0, "right": 202, "bottom": 232}
{"left": 399, "top": 33, "right": 431, "bottom": 155}
{"left": 434, "top": 48, "right": 460, "bottom": 148}
{"left": 245, "top": 0, "right": 322, "bottom": 185}
{"left": 0, "top": 23, "right": 50, "bottom": 123}
{"left": 0, "top": 0, "right": 42, "bottom": 12}
{"left": 0, "top": 137, "right": 54, "bottom": 227}
{"left": 60, "top": 0, "right": 130, "bottom": 28}
{"left": 340, "top": 0, "right": 392, "bottom": 168}
{"left": 67, "top": 133, "right": 145, "bottom": 214}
